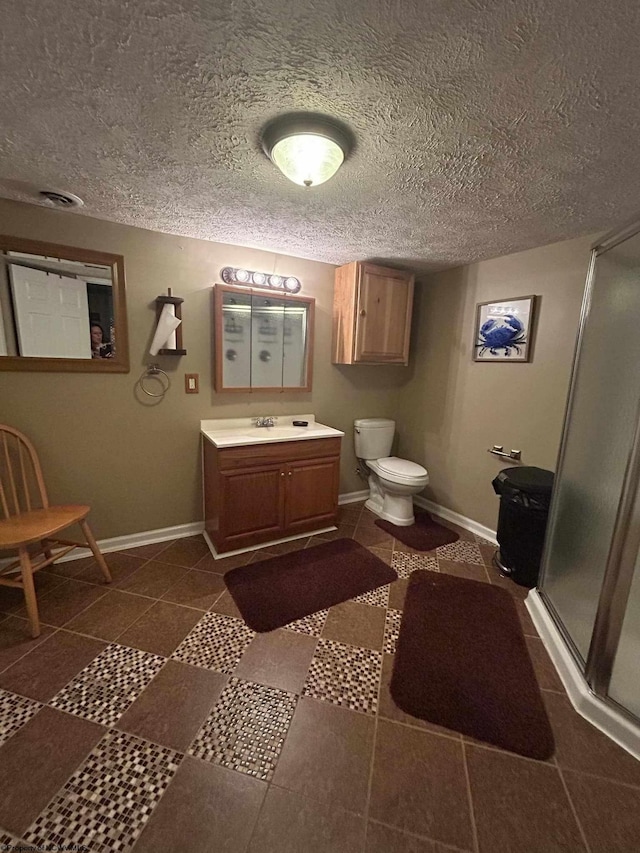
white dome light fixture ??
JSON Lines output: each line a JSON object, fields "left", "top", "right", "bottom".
{"left": 261, "top": 114, "right": 352, "bottom": 188}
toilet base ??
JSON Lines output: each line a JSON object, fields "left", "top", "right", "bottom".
{"left": 365, "top": 493, "right": 416, "bottom": 527}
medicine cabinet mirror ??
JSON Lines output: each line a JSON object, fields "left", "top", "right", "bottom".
{"left": 214, "top": 283, "right": 314, "bottom": 392}
{"left": 0, "top": 235, "right": 129, "bottom": 373}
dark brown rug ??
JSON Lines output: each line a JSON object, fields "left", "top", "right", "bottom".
{"left": 375, "top": 509, "right": 459, "bottom": 551}
{"left": 390, "top": 571, "right": 555, "bottom": 760}
{"left": 224, "top": 538, "right": 397, "bottom": 632}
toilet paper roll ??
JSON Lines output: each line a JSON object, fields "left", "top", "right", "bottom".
{"left": 150, "top": 303, "right": 181, "bottom": 355}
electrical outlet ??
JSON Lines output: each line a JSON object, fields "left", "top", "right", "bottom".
{"left": 185, "top": 373, "right": 199, "bottom": 394}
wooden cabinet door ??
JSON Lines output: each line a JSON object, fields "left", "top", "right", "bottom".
{"left": 219, "top": 464, "right": 285, "bottom": 545}
{"left": 354, "top": 264, "right": 414, "bottom": 364}
{"left": 284, "top": 456, "right": 340, "bottom": 531}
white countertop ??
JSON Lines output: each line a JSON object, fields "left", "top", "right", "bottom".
{"left": 200, "top": 413, "right": 344, "bottom": 448}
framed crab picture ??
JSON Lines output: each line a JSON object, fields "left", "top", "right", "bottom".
{"left": 473, "top": 295, "right": 537, "bottom": 362}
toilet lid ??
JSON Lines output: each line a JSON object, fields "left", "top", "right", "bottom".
{"left": 376, "top": 456, "right": 428, "bottom": 479}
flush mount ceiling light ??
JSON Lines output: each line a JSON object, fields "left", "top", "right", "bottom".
{"left": 261, "top": 113, "right": 352, "bottom": 188}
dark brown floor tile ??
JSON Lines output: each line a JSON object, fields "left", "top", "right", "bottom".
{"left": 388, "top": 578, "right": 410, "bottom": 611}
{"left": 366, "top": 822, "right": 438, "bottom": 853}
{"left": 117, "top": 601, "right": 202, "bottom": 657}
{"left": 0, "top": 629, "right": 106, "bottom": 701}
{"left": 337, "top": 505, "right": 362, "bottom": 523}
{"left": 41, "top": 554, "right": 98, "bottom": 580}
{"left": 65, "top": 590, "right": 154, "bottom": 641}
{"left": 210, "top": 591, "right": 243, "bottom": 619}
{"left": 234, "top": 629, "right": 317, "bottom": 694}
{"left": 478, "top": 543, "right": 497, "bottom": 565}
{"left": 71, "top": 552, "right": 147, "bottom": 585}
{"left": 378, "top": 653, "right": 461, "bottom": 739}
{"left": 16, "top": 578, "right": 106, "bottom": 627}
{"left": 516, "top": 596, "right": 538, "bottom": 636}
{"left": 367, "top": 546, "right": 393, "bottom": 565}
{"left": 154, "top": 535, "right": 210, "bottom": 568}
{"left": 194, "top": 551, "right": 252, "bottom": 574}
{"left": 563, "top": 769, "right": 640, "bottom": 853}
{"left": 526, "top": 636, "right": 564, "bottom": 692}
{"left": 133, "top": 756, "right": 266, "bottom": 853}
{"left": 263, "top": 537, "right": 311, "bottom": 555}
{"left": 544, "top": 692, "right": 640, "bottom": 786}
{"left": 369, "top": 719, "right": 473, "bottom": 848}
{"left": 437, "top": 559, "right": 490, "bottom": 583}
{"left": 247, "top": 547, "right": 280, "bottom": 563}
{"left": 117, "top": 659, "right": 227, "bottom": 752}
{"left": 353, "top": 525, "right": 394, "bottom": 548}
{"left": 466, "top": 744, "right": 586, "bottom": 852}
{"left": 115, "top": 560, "right": 189, "bottom": 598}
{"left": 161, "top": 570, "right": 226, "bottom": 610}
{"left": 312, "top": 524, "right": 356, "bottom": 543}
{"left": 248, "top": 786, "right": 365, "bottom": 853}
{"left": 272, "top": 696, "right": 375, "bottom": 813}
{"left": 486, "top": 565, "right": 529, "bottom": 599}
{"left": 322, "top": 600, "right": 386, "bottom": 651}
{"left": 0, "top": 616, "right": 56, "bottom": 671}
{"left": 0, "top": 570, "right": 65, "bottom": 614}
{"left": 0, "top": 705, "right": 105, "bottom": 837}
{"left": 120, "top": 540, "right": 174, "bottom": 560}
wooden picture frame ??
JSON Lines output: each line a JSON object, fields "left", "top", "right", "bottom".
{"left": 473, "top": 295, "right": 537, "bottom": 362}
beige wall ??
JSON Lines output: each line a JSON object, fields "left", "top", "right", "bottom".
{"left": 396, "top": 234, "right": 595, "bottom": 531}
{"left": 0, "top": 199, "right": 408, "bottom": 538}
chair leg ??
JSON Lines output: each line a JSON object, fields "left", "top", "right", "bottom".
{"left": 80, "top": 519, "right": 112, "bottom": 583}
{"left": 19, "top": 547, "right": 40, "bottom": 639}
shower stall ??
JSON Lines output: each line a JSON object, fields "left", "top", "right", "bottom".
{"left": 528, "top": 216, "right": 640, "bottom": 759}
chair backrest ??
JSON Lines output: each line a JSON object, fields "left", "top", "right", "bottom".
{"left": 0, "top": 425, "right": 48, "bottom": 519}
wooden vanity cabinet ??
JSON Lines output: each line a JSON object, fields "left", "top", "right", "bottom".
{"left": 332, "top": 261, "right": 415, "bottom": 365}
{"left": 203, "top": 437, "right": 341, "bottom": 553}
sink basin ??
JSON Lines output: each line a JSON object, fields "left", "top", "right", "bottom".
{"left": 243, "top": 426, "right": 307, "bottom": 439}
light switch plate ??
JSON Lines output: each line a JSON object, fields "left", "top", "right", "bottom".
{"left": 185, "top": 373, "right": 199, "bottom": 394}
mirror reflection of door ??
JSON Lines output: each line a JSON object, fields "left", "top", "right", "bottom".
{"left": 1, "top": 252, "right": 115, "bottom": 359}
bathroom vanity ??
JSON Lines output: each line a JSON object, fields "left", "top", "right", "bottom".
{"left": 201, "top": 415, "right": 344, "bottom": 556}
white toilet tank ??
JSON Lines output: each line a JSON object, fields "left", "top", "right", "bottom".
{"left": 354, "top": 418, "right": 395, "bottom": 460}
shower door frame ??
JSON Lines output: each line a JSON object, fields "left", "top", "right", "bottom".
{"left": 538, "top": 213, "right": 640, "bottom": 724}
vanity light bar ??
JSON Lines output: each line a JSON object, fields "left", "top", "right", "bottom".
{"left": 220, "top": 266, "right": 302, "bottom": 293}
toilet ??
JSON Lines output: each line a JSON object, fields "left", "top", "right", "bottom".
{"left": 354, "top": 418, "right": 429, "bottom": 526}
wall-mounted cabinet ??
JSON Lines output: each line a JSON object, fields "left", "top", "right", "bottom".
{"left": 214, "top": 284, "right": 314, "bottom": 392}
{"left": 203, "top": 436, "right": 341, "bottom": 553}
{"left": 332, "top": 262, "right": 414, "bottom": 365}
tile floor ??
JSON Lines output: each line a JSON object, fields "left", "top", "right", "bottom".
{"left": 0, "top": 503, "right": 639, "bottom": 852}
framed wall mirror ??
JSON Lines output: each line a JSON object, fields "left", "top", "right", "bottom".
{"left": 214, "top": 283, "right": 314, "bottom": 392}
{"left": 0, "top": 235, "right": 129, "bottom": 373}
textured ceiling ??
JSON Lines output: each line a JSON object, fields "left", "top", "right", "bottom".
{"left": 0, "top": 0, "right": 639, "bottom": 272}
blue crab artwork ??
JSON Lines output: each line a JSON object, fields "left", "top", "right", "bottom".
{"left": 476, "top": 313, "right": 527, "bottom": 357}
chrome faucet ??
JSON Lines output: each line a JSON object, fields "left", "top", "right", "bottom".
{"left": 254, "top": 415, "right": 277, "bottom": 428}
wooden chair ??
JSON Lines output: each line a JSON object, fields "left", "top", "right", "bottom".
{"left": 0, "top": 424, "right": 111, "bottom": 638}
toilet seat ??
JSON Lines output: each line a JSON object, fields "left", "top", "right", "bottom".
{"left": 371, "top": 456, "right": 428, "bottom": 485}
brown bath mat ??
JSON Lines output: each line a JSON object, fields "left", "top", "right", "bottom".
{"left": 375, "top": 509, "right": 459, "bottom": 551}
{"left": 224, "top": 538, "right": 397, "bottom": 632}
{"left": 390, "top": 572, "right": 554, "bottom": 760}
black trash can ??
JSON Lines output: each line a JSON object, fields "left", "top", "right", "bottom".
{"left": 491, "top": 466, "right": 555, "bottom": 588}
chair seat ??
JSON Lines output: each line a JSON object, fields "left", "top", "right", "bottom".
{"left": 0, "top": 505, "right": 90, "bottom": 548}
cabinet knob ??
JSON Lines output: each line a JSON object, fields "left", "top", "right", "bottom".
{"left": 359, "top": 309, "right": 366, "bottom": 316}
{"left": 280, "top": 472, "right": 285, "bottom": 477}
{"left": 288, "top": 471, "right": 293, "bottom": 476}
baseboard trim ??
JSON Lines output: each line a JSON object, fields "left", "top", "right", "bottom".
{"left": 338, "top": 489, "right": 370, "bottom": 505}
{"left": 527, "top": 589, "right": 640, "bottom": 760}
{"left": 414, "top": 495, "right": 497, "bottom": 544}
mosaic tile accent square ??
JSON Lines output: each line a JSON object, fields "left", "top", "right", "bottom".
{"left": 189, "top": 677, "right": 297, "bottom": 781}
{"left": 352, "top": 584, "right": 390, "bottom": 608}
{"left": 392, "top": 551, "right": 439, "bottom": 578}
{"left": 283, "top": 608, "right": 329, "bottom": 637}
{"left": 383, "top": 608, "right": 403, "bottom": 655}
{"left": 435, "top": 540, "right": 484, "bottom": 565}
{"left": 171, "top": 612, "right": 254, "bottom": 673}
{"left": 302, "top": 638, "right": 382, "bottom": 715}
{"left": 24, "top": 730, "right": 180, "bottom": 853}
{"left": 0, "top": 688, "right": 41, "bottom": 746}
{"left": 50, "top": 644, "right": 164, "bottom": 726}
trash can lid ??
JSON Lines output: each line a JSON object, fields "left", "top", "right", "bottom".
{"left": 496, "top": 466, "right": 554, "bottom": 495}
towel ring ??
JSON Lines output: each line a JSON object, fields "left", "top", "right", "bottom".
{"left": 138, "top": 364, "right": 170, "bottom": 398}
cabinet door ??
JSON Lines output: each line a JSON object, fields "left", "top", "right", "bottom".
{"left": 284, "top": 457, "right": 340, "bottom": 531}
{"left": 219, "top": 464, "right": 285, "bottom": 544}
{"left": 354, "top": 265, "right": 414, "bottom": 364}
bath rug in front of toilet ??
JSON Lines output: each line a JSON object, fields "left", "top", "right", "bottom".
{"left": 224, "top": 538, "right": 396, "bottom": 632}
{"left": 390, "top": 571, "right": 555, "bottom": 760}
{"left": 375, "top": 509, "right": 459, "bottom": 551}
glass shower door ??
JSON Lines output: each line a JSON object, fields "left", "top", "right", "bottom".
{"left": 541, "top": 231, "right": 640, "bottom": 663}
